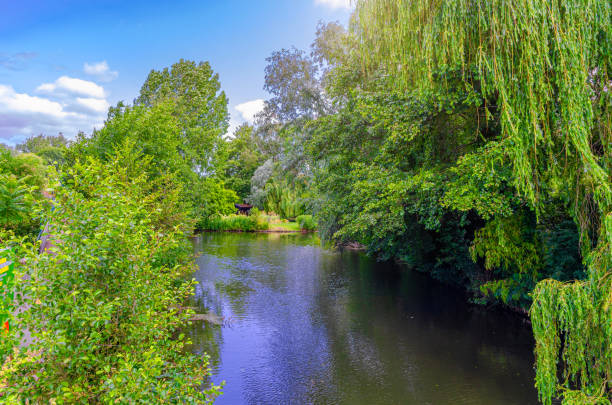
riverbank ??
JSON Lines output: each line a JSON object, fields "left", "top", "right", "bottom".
{"left": 198, "top": 229, "right": 314, "bottom": 234}
{"left": 198, "top": 213, "right": 317, "bottom": 233}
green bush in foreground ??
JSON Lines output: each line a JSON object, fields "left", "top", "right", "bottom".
{"left": 296, "top": 215, "right": 317, "bottom": 231}
{"left": 0, "top": 148, "right": 221, "bottom": 403}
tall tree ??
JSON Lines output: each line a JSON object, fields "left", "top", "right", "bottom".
{"left": 135, "top": 59, "right": 229, "bottom": 175}
{"left": 72, "top": 60, "right": 237, "bottom": 226}
{"left": 260, "top": 47, "right": 328, "bottom": 123}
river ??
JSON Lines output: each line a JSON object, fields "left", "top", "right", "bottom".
{"left": 187, "top": 232, "right": 538, "bottom": 405}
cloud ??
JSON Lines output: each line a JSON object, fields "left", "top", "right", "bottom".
{"left": 235, "top": 99, "right": 265, "bottom": 123}
{"left": 76, "top": 97, "right": 110, "bottom": 114}
{"left": 0, "top": 85, "right": 66, "bottom": 118}
{"left": 37, "top": 76, "right": 105, "bottom": 98}
{"left": 0, "top": 52, "right": 37, "bottom": 71}
{"left": 224, "top": 99, "right": 265, "bottom": 138}
{"left": 0, "top": 81, "right": 108, "bottom": 145}
{"left": 314, "top": 0, "right": 351, "bottom": 9}
{"left": 84, "top": 61, "right": 118, "bottom": 82}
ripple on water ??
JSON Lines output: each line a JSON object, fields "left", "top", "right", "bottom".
{"left": 188, "top": 232, "right": 539, "bottom": 405}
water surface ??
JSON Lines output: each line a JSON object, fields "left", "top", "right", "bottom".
{"left": 187, "top": 232, "right": 538, "bottom": 405}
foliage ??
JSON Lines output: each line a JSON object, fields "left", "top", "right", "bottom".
{"left": 249, "top": 159, "right": 275, "bottom": 208}
{"left": 135, "top": 59, "right": 229, "bottom": 176}
{"left": 0, "top": 146, "right": 221, "bottom": 403}
{"left": 260, "top": 47, "right": 328, "bottom": 122}
{"left": 0, "top": 175, "right": 36, "bottom": 232}
{"left": 354, "top": 1, "right": 611, "bottom": 402}
{"left": 16, "top": 133, "right": 70, "bottom": 165}
{"left": 263, "top": 181, "right": 306, "bottom": 220}
{"left": 0, "top": 148, "right": 46, "bottom": 191}
{"left": 71, "top": 59, "right": 238, "bottom": 226}
{"left": 224, "top": 124, "right": 266, "bottom": 200}
{"left": 193, "top": 177, "right": 238, "bottom": 229}
{"left": 0, "top": 148, "right": 46, "bottom": 236}
{"left": 71, "top": 102, "right": 189, "bottom": 179}
{"left": 296, "top": 215, "right": 317, "bottom": 231}
{"left": 200, "top": 213, "right": 269, "bottom": 232}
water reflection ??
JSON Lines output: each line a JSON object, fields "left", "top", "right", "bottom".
{"left": 187, "top": 232, "right": 538, "bottom": 405}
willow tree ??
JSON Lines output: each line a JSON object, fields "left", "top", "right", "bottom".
{"left": 353, "top": 0, "right": 610, "bottom": 403}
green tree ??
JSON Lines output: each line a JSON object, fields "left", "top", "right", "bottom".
{"left": 71, "top": 60, "right": 238, "bottom": 226}
{"left": 0, "top": 149, "right": 46, "bottom": 236}
{"left": 0, "top": 149, "right": 46, "bottom": 190}
{"left": 135, "top": 59, "right": 229, "bottom": 176}
{"left": 224, "top": 124, "right": 265, "bottom": 200}
{"left": 16, "top": 133, "right": 69, "bottom": 165}
{"left": 261, "top": 47, "right": 328, "bottom": 123}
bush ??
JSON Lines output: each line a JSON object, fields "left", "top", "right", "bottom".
{"left": 0, "top": 149, "right": 221, "bottom": 403}
{"left": 296, "top": 215, "right": 317, "bottom": 231}
{"left": 0, "top": 149, "right": 47, "bottom": 237}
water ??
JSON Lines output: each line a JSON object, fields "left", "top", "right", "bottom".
{"left": 187, "top": 232, "right": 538, "bottom": 405}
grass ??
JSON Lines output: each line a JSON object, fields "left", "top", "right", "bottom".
{"left": 200, "top": 211, "right": 317, "bottom": 232}
{"left": 269, "top": 221, "right": 301, "bottom": 232}
{"left": 200, "top": 214, "right": 269, "bottom": 231}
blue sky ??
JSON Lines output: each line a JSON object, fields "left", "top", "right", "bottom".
{"left": 0, "top": 0, "right": 351, "bottom": 145}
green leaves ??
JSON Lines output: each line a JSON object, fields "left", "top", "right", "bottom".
{"left": 71, "top": 59, "right": 237, "bottom": 228}
{"left": 0, "top": 175, "right": 31, "bottom": 229}
{"left": 0, "top": 149, "right": 221, "bottom": 403}
{"left": 353, "top": 0, "right": 612, "bottom": 402}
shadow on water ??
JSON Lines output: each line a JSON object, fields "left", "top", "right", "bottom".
{"left": 185, "top": 232, "right": 538, "bottom": 405}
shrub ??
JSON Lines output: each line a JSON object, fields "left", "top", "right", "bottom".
{"left": 0, "top": 149, "right": 221, "bottom": 403}
{"left": 296, "top": 215, "right": 317, "bottom": 231}
{"left": 0, "top": 149, "right": 47, "bottom": 237}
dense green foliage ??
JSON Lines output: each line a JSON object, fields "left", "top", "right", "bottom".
{"left": 0, "top": 144, "right": 221, "bottom": 402}
{"left": 16, "top": 133, "right": 70, "bottom": 165}
{"left": 71, "top": 60, "right": 238, "bottom": 228}
{"left": 134, "top": 59, "right": 230, "bottom": 177}
{"left": 0, "top": 60, "right": 234, "bottom": 403}
{"left": 0, "top": 148, "right": 46, "bottom": 236}
{"left": 200, "top": 211, "right": 269, "bottom": 232}
{"left": 296, "top": 215, "right": 317, "bottom": 231}
{"left": 224, "top": 125, "right": 266, "bottom": 200}
{"left": 228, "top": 3, "right": 609, "bottom": 403}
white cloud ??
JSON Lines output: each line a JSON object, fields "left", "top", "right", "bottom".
{"left": 314, "top": 0, "right": 351, "bottom": 9}
{"left": 37, "top": 76, "right": 105, "bottom": 98}
{"left": 0, "top": 85, "right": 66, "bottom": 118}
{"left": 75, "top": 97, "right": 110, "bottom": 114}
{"left": 0, "top": 81, "right": 109, "bottom": 145}
{"left": 224, "top": 99, "right": 265, "bottom": 138}
{"left": 84, "top": 61, "right": 118, "bottom": 82}
{"left": 235, "top": 99, "right": 265, "bottom": 123}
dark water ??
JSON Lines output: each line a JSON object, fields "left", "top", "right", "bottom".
{"left": 187, "top": 232, "right": 538, "bottom": 405}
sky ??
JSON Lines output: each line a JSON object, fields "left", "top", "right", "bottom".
{"left": 0, "top": 0, "right": 352, "bottom": 146}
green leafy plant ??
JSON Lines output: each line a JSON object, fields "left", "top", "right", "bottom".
{"left": 200, "top": 213, "right": 269, "bottom": 232}
{"left": 296, "top": 215, "right": 317, "bottom": 231}
{"left": 0, "top": 147, "right": 222, "bottom": 403}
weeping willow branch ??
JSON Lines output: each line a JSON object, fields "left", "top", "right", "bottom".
{"left": 353, "top": 0, "right": 611, "bottom": 403}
